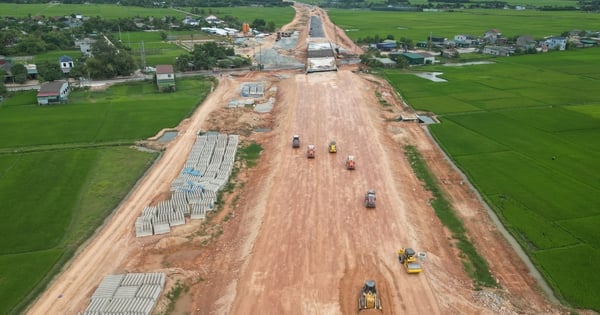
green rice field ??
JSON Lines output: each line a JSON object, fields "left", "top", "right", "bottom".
{"left": 329, "top": 9, "right": 600, "bottom": 43}
{"left": 0, "top": 78, "right": 212, "bottom": 149}
{"left": 382, "top": 48, "right": 600, "bottom": 311}
{"left": 0, "top": 3, "right": 294, "bottom": 27}
{"left": 0, "top": 77, "right": 213, "bottom": 314}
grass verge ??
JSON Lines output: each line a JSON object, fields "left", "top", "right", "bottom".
{"left": 404, "top": 145, "right": 496, "bottom": 288}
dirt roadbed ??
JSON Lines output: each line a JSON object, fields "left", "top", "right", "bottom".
{"left": 26, "top": 4, "right": 565, "bottom": 315}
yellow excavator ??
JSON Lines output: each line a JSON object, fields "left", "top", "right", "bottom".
{"left": 398, "top": 248, "right": 423, "bottom": 274}
{"left": 358, "top": 279, "right": 382, "bottom": 311}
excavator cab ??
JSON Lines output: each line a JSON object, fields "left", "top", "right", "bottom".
{"left": 359, "top": 279, "right": 382, "bottom": 311}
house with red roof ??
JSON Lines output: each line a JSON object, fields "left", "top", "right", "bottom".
{"left": 155, "top": 64, "right": 175, "bottom": 92}
{"left": 37, "top": 80, "right": 70, "bottom": 105}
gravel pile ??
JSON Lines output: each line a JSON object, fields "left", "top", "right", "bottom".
{"left": 473, "top": 290, "right": 514, "bottom": 314}
{"left": 256, "top": 48, "right": 304, "bottom": 70}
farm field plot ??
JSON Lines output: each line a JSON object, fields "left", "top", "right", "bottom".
{"left": 0, "top": 78, "right": 212, "bottom": 314}
{"left": 328, "top": 9, "right": 600, "bottom": 44}
{"left": 0, "top": 3, "right": 183, "bottom": 18}
{"left": 0, "top": 78, "right": 211, "bottom": 149}
{"left": 383, "top": 48, "right": 600, "bottom": 310}
{"left": 0, "top": 147, "right": 157, "bottom": 315}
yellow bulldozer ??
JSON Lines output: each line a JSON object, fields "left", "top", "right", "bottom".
{"left": 358, "top": 279, "right": 382, "bottom": 311}
{"left": 398, "top": 248, "right": 423, "bottom": 274}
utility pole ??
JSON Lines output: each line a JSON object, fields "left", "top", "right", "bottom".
{"left": 140, "top": 41, "right": 146, "bottom": 70}
{"left": 259, "top": 41, "right": 262, "bottom": 71}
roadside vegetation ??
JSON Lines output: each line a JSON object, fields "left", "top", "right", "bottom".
{"left": 404, "top": 146, "right": 496, "bottom": 288}
{"left": 0, "top": 4, "right": 293, "bottom": 85}
{"left": 385, "top": 49, "right": 600, "bottom": 310}
{"left": 0, "top": 77, "right": 213, "bottom": 314}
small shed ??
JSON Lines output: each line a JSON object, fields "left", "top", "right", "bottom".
{"left": 401, "top": 52, "right": 425, "bottom": 65}
{"left": 26, "top": 64, "right": 38, "bottom": 79}
{"left": 37, "top": 81, "right": 70, "bottom": 105}
{"left": 580, "top": 39, "right": 598, "bottom": 47}
{"left": 373, "top": 57, "right": 396, "bottom": 68}
{"left": 376, "top": 40, "right": 397, "bottom": 51}
{"left": 155, "top": 64, "right": 176, "bottom": 92}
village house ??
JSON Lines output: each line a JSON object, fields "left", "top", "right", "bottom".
{"left": 155, "top": 64, "right": 176, "bottom": 92}
{"left": 483, "top": 29, "right": 502, "bottom": 44}
{"left": 482, "top": 45, "right": 513, "bottom": 56}
{"left": 516, "top": 35, "right": 537, "bottom": 50}
{"left": 205, "top": 15, "right": 222, "bottom": 24}
{"left": 37, "top": 80, "right": 70, "bottom": 105}
{"left": 59, "top": 55, "right": 74, "bottom": 74}
{"left": 74, "top": 38, "right": 96, "bottom": 56}
{"left": 452, "top": 34, "right": 478, "bottom": 47}
{"left": 543, "top": 36, "right": 567, "bottom": 50}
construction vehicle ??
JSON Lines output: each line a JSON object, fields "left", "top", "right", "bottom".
{"left": 358, "top": 279, "right": 382, "bottom": 311}
{"left": 292, "top": 135, "right": 300, "bottom": 148}
{"left": 307, "top": 145, "right": 315, "bottom": 158}
{"left": 364, "top": 189, "right": 376, "bottom": 208}
{"left": 398, "top": 248, "right": 423, "bottom": 274}
{"left": 328, "top": 140, "right": 337, "bottom": 153}
{"left": 346, "top": 155, "right": 356, "bottom": 170}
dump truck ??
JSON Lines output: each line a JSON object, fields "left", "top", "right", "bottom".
{"left": 307, "top": 145, "right": 316, "bottom": 158}
{"left": 364, "top": 189, "right": 376, "bottom": 208}
{"left": 328, "top": 140, "right": 337, "bottom": 153}
{"left": 358, "top": 279, "right": 382, "bottom": 311}
{"left": 346, "top": 155, "right": 356, "bottom": 170}
{"left": 398, "top": 248, "right": 423, "bottom": 274}
{"left": 292, "top": 135, "right": 300, "bottom": 148}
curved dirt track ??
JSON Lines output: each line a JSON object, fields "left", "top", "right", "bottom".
{"left": 25, "top": 78, "right": 236, "bottom": 314}
{"left": 25, "top": 4, "right": 565, "bottom": 315}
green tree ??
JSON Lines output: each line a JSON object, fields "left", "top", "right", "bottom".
{"left": 84, "top": 38, "right": 136, "bottom": 78}
{"left": 175, "top": 54, "right": 193, "bottom": 71}
{"left": 15, "top": 35, "right": 47, "bottom": 55}
{"left": 68, "top": 63, "right": 84, "bottom": 79}
{"left": 0, "top": 29, "right": 19, "bottom": 55}
{"left": 37, "top": 61, "right": 64, "bottom": 82}
{"left": 11, "top": 64, "right": 28, "bottom": 84}
{"left": 251, "top": 18, "right": 266, "bottom": 32}
{"left": 266, "top": 21, "right": 276, "bottom": 33}
{"left": 0, "top": 70, "right": 6, "bottom": 95}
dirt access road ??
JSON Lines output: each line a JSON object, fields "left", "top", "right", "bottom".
{"left": 27, "top": 4, "right": 563, "bottom": 315}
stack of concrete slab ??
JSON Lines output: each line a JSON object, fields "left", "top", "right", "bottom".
{"left": 135, "top": 133, "right": 238, "bottom": 237}
{"left": 83, "top": 273, "right": 165, "bottom": 315}
{"left": 241, "top": 82, "right": 265, "bottom": 98}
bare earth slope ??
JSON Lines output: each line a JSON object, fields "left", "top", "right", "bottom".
{"left": 26, "top": 4, "right": 563, "bottom": 315}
